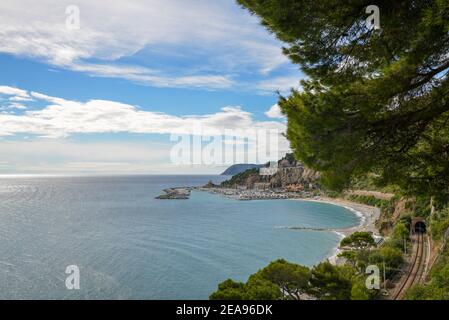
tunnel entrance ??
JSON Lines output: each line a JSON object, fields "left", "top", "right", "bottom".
{"left": 414, "top": 221, "right": 426, "bottom": 234}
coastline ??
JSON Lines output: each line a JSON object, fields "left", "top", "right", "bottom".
{"left": 174, "top": 187, "right": 381, "bottom": 266}
{"left": 297, "top": 197, "right": 380, "bottom": 237}
{"left": 295, "top": 197, "right": 381, "bottom": 265}
{"left": 200, "top": 188, "right": 380, "bottom": 236}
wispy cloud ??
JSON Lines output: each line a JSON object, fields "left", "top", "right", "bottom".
{"left": 256, "top": 76, "right": 302, "bottom": 94}
{"left": 0, "top": 86, "right": 30, "bottom": 98}
{"left": 0, "top": 0, "right": 298, "bottom": 91}
{"left": 0, "top": 85, "right": 292, "bottom": 174}
{"left": 0, "top": 103, "right": 27, "bottom": 110}
{"left": 0, "top": 85, "right": 287, "bottom": 139}
{"left": 71, "top": 62, "right": 234, "bottom": 89}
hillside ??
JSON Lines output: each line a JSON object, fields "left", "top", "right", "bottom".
{"left": 220, "top": 164, "right": 262, "bottom": 176}
{"left": 220, "top": 154, "right": 320, "bottom": 191}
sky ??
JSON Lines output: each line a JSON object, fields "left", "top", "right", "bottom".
{"left": 0, "top": 0, "right": 304, "bottom": 174}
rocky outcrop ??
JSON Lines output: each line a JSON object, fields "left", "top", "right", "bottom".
{"left": 220, "top": 168, "right": 261, "bottom": 189}
{"left": 203, "top": 180, "right": 219, "bottom": 188}
{"left": 219, "top": 154, "right": 321, "bottom": 191}
{"left": 156, "top": 188, "right": 191, "bottom": 199}
{"left": 268, "top": 166, "right": 320, "bottom": 189}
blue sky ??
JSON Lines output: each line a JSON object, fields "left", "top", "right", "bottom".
{"left": 0, "top": 0, "right": 303, "bottom": 174}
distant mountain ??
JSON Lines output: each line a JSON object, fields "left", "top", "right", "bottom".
{"left": 220, "top": 164, "right": 262, "bottom": 176}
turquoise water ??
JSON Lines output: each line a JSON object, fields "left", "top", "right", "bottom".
{"left": 0, "top": 175, "right": 359, "bottom": 299}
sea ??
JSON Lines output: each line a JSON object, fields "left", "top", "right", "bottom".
{"left": 0, "top": 175, "right": 359, "bottom": 299}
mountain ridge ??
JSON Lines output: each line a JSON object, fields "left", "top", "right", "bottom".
{"left": 220, "top": 164, "right": 262, "bottom": 176}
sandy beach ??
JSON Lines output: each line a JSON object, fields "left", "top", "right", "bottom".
{"left": 298, "top": 197, "right": 381, "bottom": 236}
{"left": 200, "top": 187, "right": 381, "bottom": 265}
{"left": 203, "top": 188, "right": 380, "bottom": 236}
{"left": 296, "top": 197, "right": 381, "bottom": 265}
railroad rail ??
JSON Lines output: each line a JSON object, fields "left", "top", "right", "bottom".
{"left": 392, "top": 233, "right": 426, "bottom": 300}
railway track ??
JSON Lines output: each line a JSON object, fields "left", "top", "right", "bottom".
{"left": 392, "top": 232, "right": 426, "bottom": 300}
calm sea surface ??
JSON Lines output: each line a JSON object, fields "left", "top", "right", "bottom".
{"left": 0, "top": 175, "right": 359, "bottom": 299}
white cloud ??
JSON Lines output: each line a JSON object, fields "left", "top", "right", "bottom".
{"left": 265, "top": 104, "right": 285, "bottom": 119}
{"left": 0, "top": 86, "right": 30, "bottom": 98}
{"left": 0, "top": 136, "right": 291, "bottom": 174}
{"left": 68, "top": 62, "right": 234, "bottom": 89}
{"left": 256, "top": 76, "right": 302, "bottom": 94}
{"left": 0, "top": 0, "right": 292, "bottom": 90}
{"left": 9, "top": 96, "right": 34, "bottom": 102}
{"left": 0, "top": 88, "right": 32, "bottom": 111}
{"left": 0, "top": 85, "right": 287, "bottom": 139}
{"left": 0, "top": 85, "right": 293, "bottom": 174}
{"left": 0, "top": 103, "right": 27, "bottom": 110}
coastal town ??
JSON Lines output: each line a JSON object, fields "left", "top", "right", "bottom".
{"left": 155, "top": 153, "right": 383, "bottom": 256}
{"left": 156, "top": 154, "right": 322, "bottom": 201}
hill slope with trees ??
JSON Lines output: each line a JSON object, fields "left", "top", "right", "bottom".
{"left": 209, "top": 0, "right": 449, "bottom": 300}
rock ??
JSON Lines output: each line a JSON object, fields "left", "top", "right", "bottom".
{"left": 156, "top": 188, "right": 190, "bottom": 200}
{"left": 219, "top": 153, "right": 321, "bottom": 192}
{"left": 203, "top": 180, "right": 218, "bottom": 188}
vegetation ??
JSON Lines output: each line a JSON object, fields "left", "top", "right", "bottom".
{"left": 407, "top": 238, "right": 449, "bottom": 299}
{"left": 347, "top": 195, "right": 397, "bottom": 218}
{"left": 346, "top": 194, "right": 403, "bottom": 234}
{"left": 220, "top": 168, "right": 260, "bottom": 188}
{"left": 213, "top": 0, "right": 449, "bottom": 300}
{"left": 430, "top": 206, "right": 449, "bottom": 241}
{"left": 340, "top": 232, "right": 376, "bottom": 250}
{"left": 349, "top": 174, "right": 399, "bottom": 194}
{"left": 210, "top": 259, "right": 371, "bottom": 300}
{"left": 221, "top": 164, "right": 262, "bottom": 176}
{"left": 406, "top": 195, "right": 433, "bottom": 217}
{"left": 210, "top": 225, "right": 408, "bottom": 300}
{"left": 338, "top": 229, "right": 405, "bottom": 279}
{"left": 407, "top": 264, "right": 449, "bottom": 300}
{"left": 406, "top": 205, "right": 449, "bottom": 299}
{"left": 237, "top": 0, "right": 449, "bottom": 201}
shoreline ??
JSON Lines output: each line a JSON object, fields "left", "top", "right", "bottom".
{"left": 181, "top": 187, "right": 381, "bottom": 266}
{"left": 200, "top": 188, "right": 380, "bottom": 237}
{"left": 297, "top": 197, "right": 380, "bottom": 237}
{"left": 201, "top": 188, "right": 381, "bottom": 265}
{"left": 294, "top": 197, "right": 381, "bottom": 265}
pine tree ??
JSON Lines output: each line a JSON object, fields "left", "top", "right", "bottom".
{"left": 238, "top": 0, "right": 449, "bottom": 199}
